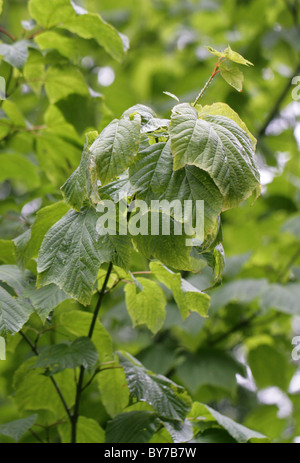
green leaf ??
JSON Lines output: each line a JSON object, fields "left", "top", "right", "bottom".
{"left": 190, "top": 429, "right": 237, "bottom": 443}
{"left": 105, "top": 411, "right": 161, "bottom": 443}
{"left": 13, "top": 358, "right": 75, "bottom": 419}
{"left": 34, "top": 337, "right": 98, "bottom": 374}
{"left": 59, "top": 310, "right": 113, "bottom": 363}
{"left": 206, "top": 45, "right": 253, "bottom": 66}
{"left": 36, "top": 207, "right": 118, "bottom": 305}
{"left": 200, "top": 243, "right": 225, "bottom": 287}
{"left": 61, "top": 131, "right": 98, "bottom": 211}
{"left": 205, "top": 405, "right": 266, "bottom": 443}
{"left": 29, "top": 0, "right": 75, "bottom": 28}
{"left": 91, "top": 114, "right": 141, "bottom": 186}
{"left": 176, "top": 349, "right": 245, "bottom": 395}
{"left": 0, "top": 264, "right": 33, "bottom": 296}
{"left": 23, "top": 283, "right": 69, "bottom": 321}
{"left": 282, "top": 213, "right": 300, "bottom": 238}
{"left": 119, "top": 352, "right": 191, "bottom": 421}
{"left": 97, "top": 367, "right": 129, "bottom": 417}
{"left": 0, "top": 40, "right": 33, "bottom": 69}
{"left": 163, "top": 419, "right": 193, "bottom": 443}
{"left": 0, "top": 287, "right": 34, "bottom": 336}
{"left": 197, "top": 102, "right": 257, "bottom": 149}
{"left": 129, "top": 141, "right": 223, "bottom": 237}
{"left": 150, "top": 261, "right": 210, "bottom": 319}
{"left": 219, "top": 61, "right": 244, "bottom": 92}
{"left": 23, "top": 49, "right": 45, "bottom": 94}
{"left": 59, "top": 416, "right": 105, "bottom": 443}
{"left": 15, "top": 201, "right": 69, "bottom": 268}
{"left": 45, "top": 66, "right": 89, "bottom": 104}
{"left": 0, "top": 153, "right": 40, "bottom": 190}
{"left": 260, "top": 283, "right": 300, "bottom": 315}
{"left": 35, "top": 30, "right": 77, "bottom": 59}
{"left": 248, "top": 345, "right": 295, "bottom": 391}
{"left": 61, "top": 13, "right": 125, "bottom": 62}
{"left": 124, "top": 277, "right": 167, "bottom": 333}
{"left": 0, "top": 414, "right": 37, "bottom": 442}
{"left": 210, "top": 279, "right": 268, "bottom": 312}
{"left": 169, "top": 103, "right": 260, "bottom": 209}
{"left": 0, "top": 240, "right": 16, "bottom": 264}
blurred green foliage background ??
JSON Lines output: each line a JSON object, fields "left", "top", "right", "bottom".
{"left": 1, "top": 0, "right": 300, "bottom": 443}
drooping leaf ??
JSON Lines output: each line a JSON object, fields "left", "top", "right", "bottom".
{"left": 0, "top": 414, "right": 37, "bottom": 442}
{"left": 61, "top": 131, "right": 98, "bottom": 211}
{"left": 169, "top": 103, "right": 260, "bottom": 209}
{"left": 105, "top": 411, "right": 161, "bottom": 443}
{"left": 119, "top": 352, "right": 191, "bottom": 421}
{"left": 0, "top": 287, "right": 34, "bottom": 336}
{"left": 150, "top": 261, "right": 210, "bottom": 319}
{"left": 124, "top": 277, "right": 167, "bottom": 333}
{"left": 219, "top": 61, "right": 244, "bottom": 92}
{"left": 163, "top": 419, "right": 193, "bottom": 443}
{"left": 34, "top": 337, "right": 98, "bottom": 374}
{"left": 91, "top": 114, "right": 141, "bottom": 186}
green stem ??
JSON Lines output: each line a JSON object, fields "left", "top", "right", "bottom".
{"left": 71, "top": 262, "right": 113, "bottom": 444}
{"left": 192, "top": 58, "right": 222, "bottom": 106}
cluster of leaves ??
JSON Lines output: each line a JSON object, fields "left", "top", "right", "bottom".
{"left": 1, "top": 0, "right": 300, "bottom": 445}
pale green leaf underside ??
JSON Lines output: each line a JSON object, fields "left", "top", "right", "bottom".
{"left": 125, "top": 277, "right": 167, "bottom": 333}
{"left": 169, "top": 103, "right": 259, "bottom": 210}
{"left": 150, "top": 261, "right": 210, "bottom": 319}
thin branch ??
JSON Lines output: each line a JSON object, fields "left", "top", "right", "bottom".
{"left": 81, "top": 365, "right": 122, "bottom": 392}
{"left": 19, "top": 331, "right": 73, "bottom": 423}
{"left": 192, "top": 57, "right": 223, "bottom": 106}
{"left": 0, "top": 26, "right": 16, "bottom": 41}
{"left": 257, "top": 61, "right": 300, "bottom": 140}
{"left": 29, "top": 428, "right": 45, "bottom": 444}
{"left": 71, "top": 262, "right": 113, "bottom": 444}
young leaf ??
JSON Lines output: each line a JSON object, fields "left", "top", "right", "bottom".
{"left": 150, "top": 261, "right": 210, "bottom": 319}
{"left": 97, "top": 366, "right": 129, "bottom": 418}
{"left": 124, "top": 277, "right": 167, "bottom": 333}
{"left": 206, "top": 45, "right": 253, "bottom": 66}
{"left": 169, "top": 103, "right": 260, "bottom": 209}
{"left": 219, "top": 61, "right": 244, "bottom": 92}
